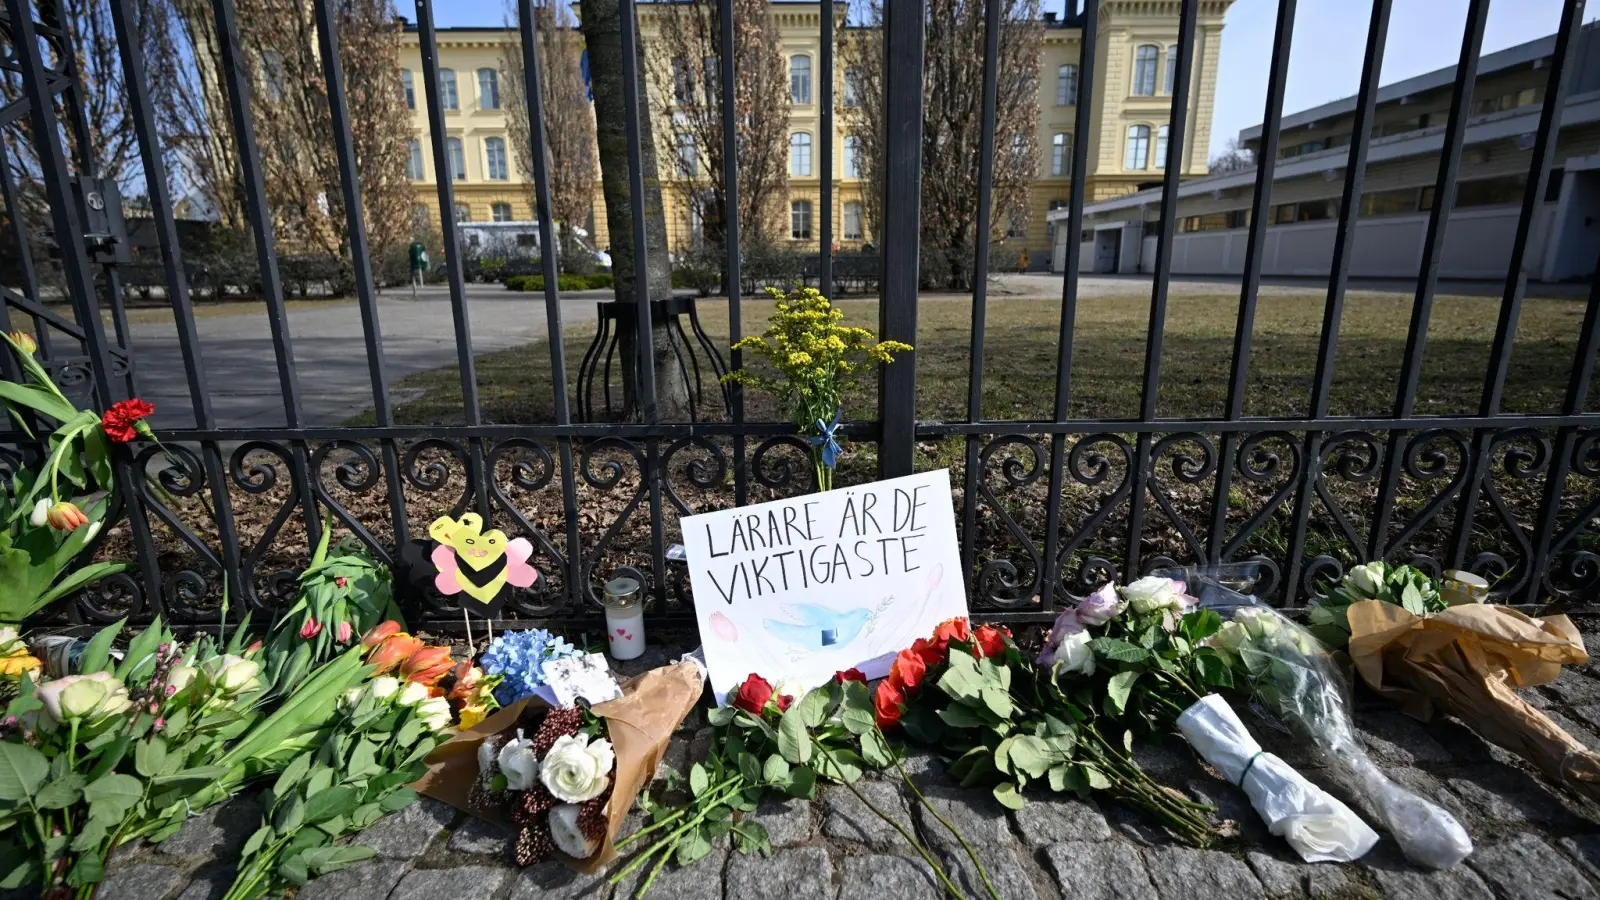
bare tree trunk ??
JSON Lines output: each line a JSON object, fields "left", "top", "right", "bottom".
{"left": 581, "top": 0, "right": 692, "bottom": 422}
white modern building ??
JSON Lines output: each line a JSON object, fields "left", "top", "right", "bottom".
{"left": 1052, "top": 22, "right": 1600, "bottom": 283}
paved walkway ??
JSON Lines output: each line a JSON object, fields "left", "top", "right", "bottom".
{"left": 96, "top": 637, "right": 1600, "bottom": 900}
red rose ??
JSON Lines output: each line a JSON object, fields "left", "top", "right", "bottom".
{"left": 101, "top": 398, "right": 155, "bottom": 443}
{"left": 835, "top": 668, "right": 867, "bottom": 683}
{"left": 889, "top": 648, "right": 927, "bottom": 692}
{"left": 775, "top": 693, "right": 794, "bottom": 712}
{"left": 973, "top": 625, "right": 1010, "bottom": 658}
{"left": 932, "top": 617, "right": 971, "bottom": 650}
{"left": 910, "top": 637, "right": 945, "bottom": 667}
{"left": 733, "top": 673, "right": 775, "bottom": 715}
{"left": 874, "top": 679, "right": 904, "bottom": 729}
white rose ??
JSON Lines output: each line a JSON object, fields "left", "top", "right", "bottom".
{"left": 204, "top": 655, "right": 262, "bottom": 696}
{"left": 340, "top": 686, "right": 365, "bottom": 711}
{"left": 29, "top": 498, "right": 49, "bottom": 527}
{"left": 1345, "top": 562, "right": 1386, "bottom": 599}
{"left": 1237, "top": 607, "right": 1276, "bottom": 642}
{"left": 37, "top": 672, "right": 130, "bottom": 725}
{"left": 1122, "top": 576, "right": 1184, "bottom": 615}
{"left": 416, "top": 696, "right": 453, "bottom": 731}
{"left": 395, "top": 681, "right": 431, "bottom": 708}
{"left": 1051, "top": 630, "right": 1096, "bottom": 677}
{"left": 477, "top": 734, "right": 503, "bottom": 780}
{"left": 368, "top": 676, "right": 402, "bottom": 703}
{"left": 540, "top": 733, "right": 614, "bottom": 803}
{"left": 773, "top": 679, "right": 807, "bottom": 704}
{"left": 498, "top": 730, "right": 540, "bottom": 791}
{"left": 548, "top": 804, "right": 601, "bottom": 859}
{"left": 165, "top": 664, "right": 199, "bottom": 695}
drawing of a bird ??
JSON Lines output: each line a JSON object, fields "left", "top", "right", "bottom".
{"left": 763, "top": 604, "right": 871, "bottom": 650}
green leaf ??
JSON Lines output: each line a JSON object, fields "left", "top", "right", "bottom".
{"left": 1105, "top": 671, "right": 1139, "bottom": 716}
{"left": 275, "top": 793, "right": 306, "bottom": 833}
{"left": 0, "top": 742, "right": 50, "bottom": 801}
{"left": 309, "top": 845, "right": 374, "bottom": 874}
{"left": 796, "top": 687, "right": 831, "bottom": 729}
{"left": 0, "top": 858, "right": 40, "bottom": 890}
{"left": 763, "top": 754, "right": 791, "bottom": 784}
{"left": 1007, "top": 735, "right": 1052, "bottom": 778}
{"left": 993, "top": 736, "right": 1016, "bottom": 775}
{"left": 784, "top": 766, "right": 817, "bottom": 799}
{"left": 859, "top": 729, "right": 895, "bottom": 769}
{"left": 1047, "top": 764, "right": 1069, "bottom": 792}
{"left": 152, "top": 766, "right": 230, "bottom": 790}
{"left": 737, "top": 749, "right": 762, "bottom": 785}
{"left": 34, "top": 774, "right": 86, "bottom": 809}
{"left": 242, "top": 825, "right": 273, "bottom": 859}
{"left": 135, "top": 736, "right": 168, "bottom": 779}
{"left": 1401, "top": 583, "right": 1427, "bottom": 615}
{"left": 1082, "top": 764, "right": 1111, "bottom": 791}
{"left": 993, "top": 782, "right": 1025, "bottom": 810}
{"left": 777, "top": 706, "right": 811, "bottom": 766}
{"left": 980, "top": 688, "right": 1013, "bottom": 720}
{"left": 841, "top": 679, "right": 873, "bottom": 714}
{"left": 689, "top": 763, "right": 710, "bottom": 798}
{"left": 840, "top": 707, "right": 876, "bottom": 736}
{"left": 347, "top": 739, "right": 380, "bottom": 779}
{"left": 278, "top": 855, "right": 311, "bottom": 887}
{"left": 82, "top": 773, "right": 142, "bottom": 820}
{"left": 380, "top": 787, "right": 418, "bottom": 813}
{"left": 304, "top": 785, "right": 357, "bottom": 825}
{"left": 708, "top": 705, "right": 738, "bottom": 727}
{"left": 674, "top": 825, "right": 713, "bottom": 867}
{"left": 66, "top": 851, "right": 104, "bottom": 887}
{"left": 817, "top": 749, "right": 865, "bottom": 784}
{"left": 79, "top": 618, "right": 126, "bottom": 674}
{"left": 936, "top": 665, "right": 983, "bottom": 703}
{"left": 1181, "top": 609, "right": 1222, "bottom": 642}
{"left": 937, "top": 704, "right": 986, "bottom": 729}
{"left": 1088, "top": 637, "right": 1148, "bottom": 664}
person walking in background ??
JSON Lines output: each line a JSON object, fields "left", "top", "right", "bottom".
{"left": 1018, "top": 248, "right": 1029, "bottom": 273}
{"left": 409, "top": 240, "right": 430, "bottom": 295}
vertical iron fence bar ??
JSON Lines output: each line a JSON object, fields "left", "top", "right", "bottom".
{"left": 1124, "top": 0, "right": 1196, "bottom": 580}
{"left": 416, "top": 0, "right": 490, "bottom": 519}
{"left": 616, "top": 0, "right": 666, "bottom": 602}
{"left": 1282, "top": 0, "right": 1391, "bottom": 603}
{"left": 1206, "top": 0, "right": 1295, "bottom": 563}
{"left": 0, "top": 137, "right": 52, "bottom": 362}
{"left": 1526, "top": 248, "right": 1600, "bottom": 603}
{"left": 959, "top": 0, "right": 1002, "bottom": 593}
{"left": 518, "top": 0, "right": 585, "bottom": 612}
{"left": 102, "top": 271, "right": 137, "bottom": 402}
{"left": 719, "top": 0, "right": 746, "bottom": 507}
{"left": 1039, "top": 0, "right": 1098, "bottom": 604}
{"left": 44, "top": 1, "right": 95, "bottom": 175}
{"left": 1367, "top": 0, "right": 1490, "bottom": 562}
{"left": 876, "top": 0, "right": 925, "bottom": 479}
{"left": 210, "top": 0, "right": 321, "bottom": 550}
{"left": 311, "top": 0, "right": 409, "bottom": 545}
{"left": 819, "top": 0, "right": 833, "bottom": 297}
{"left": 1449, "top": 0, "right": 1583, "bottom": 572}
{"left": 4, "top": 0, "right": 163, "bottom": 611}
{"left": 110, "top": 0, "right": 247, "bottom": 611}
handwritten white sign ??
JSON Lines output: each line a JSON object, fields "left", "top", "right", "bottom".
{"left": 682, "top": 469, "right": 967, "bottom": 703}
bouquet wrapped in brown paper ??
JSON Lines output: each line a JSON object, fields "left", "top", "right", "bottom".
{"left": 414, "top": 661, "right": 704, "bottom": 872}
{"left": 1344, "top": 597, "right": 1600, "bottom": 804}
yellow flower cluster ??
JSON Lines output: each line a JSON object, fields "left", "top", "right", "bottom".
{"left": 723, "top": 286, "right": 913, "bottom": 433}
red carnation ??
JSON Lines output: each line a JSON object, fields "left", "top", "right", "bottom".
{"left": 973, "top": 625, "right": 1010, "bottom": 659}
{"left": 835, "top": 668, "right": 867, "bottom": 684}
{"left": 874, "top": 679, "right": 904, "bottom": 729}
{"left": 100, "top": 398, "right": 155, "bottom": 443}
{"left": 732, "top": 673, "right": 775, "bottom": 715}
{"left": 889, "top": 648, "right": 927, "bottom": 692}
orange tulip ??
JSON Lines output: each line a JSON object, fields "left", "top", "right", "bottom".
{"left": 446, "top": 660, "right": 483, "bottom": 701}
{"left": 367, "top": 632, "right": 423, "bottom": 675}
{"left": 46, "top": 501, "right": 89, "bottom": 531}
{"left": 6, "top": 331, "right": 36, "bottom": 355}
{"left": 361, "top": 620, "right": 402, "bottom": 649}
{"left": 400, "top": 645, "right": 454, "bottom": 686}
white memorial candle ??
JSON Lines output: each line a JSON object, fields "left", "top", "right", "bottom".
{"left": 603, "top": 576, "right": 646, "bottom": 661}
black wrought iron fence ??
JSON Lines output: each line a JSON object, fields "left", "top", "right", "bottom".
{"left": 0, "top": 0, "right": 1595, "bottom": 630}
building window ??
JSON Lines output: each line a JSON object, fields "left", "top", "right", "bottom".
{"left": 261, "top": 50, "right": 286, "bottom": 102}
{"left": 843, "top": 67, "right": 862, "bottom": 108}
{"left": 453, "top": 202, "right": 472, "bottom": 222}
{"left": 1125, "top": 125, "right": 1150, "bottom": 170}
{"left": 439, "top": 69, "right": 458, "bottom": 110}
{"left": 401, "top": 70, "right": 415, "bottom": 109}
{"left": 1051, "top": 133, "right": 1070, "bottom": 176}
{"left": 791, "top": 200, "right": 812, "bottom": 239}
{"left": 1154, "top": 124, "right": 1168, "bottom": 169}
{"left": 1456, "top": 174, "right": 1529, "bottom": 208}
{"left": 843, "top": 201, "right": 863, "bottom": 240}
{"left": 672, "top": 57, "right": 695, "bottom": 105}
{"left": 405, "top": 139, "right": 424, "bottom": 180}
{"left": 1056, "top": 64, "right": 1078, "bottom": 106}
{"left": 1271, "top": 199, "right": 1334, "bottom": 222}
{"left": 676, "top": 133, "right": 697, "bottom": 177}
{"left": 447, "top": 137, "right": 466, "bottom": 180}
{"left": 790, "top": 132, "right": 812, "bottom": 176}
{"left": 1360, "top": 187, "right": 1424, "bottom": 217}
{"left": 1179, "top": 210, "right": 1250, "bottom": 233}
{"left": 790, "top": 55, "right": 812, "bottom": 104}
{"left": 1164, "top": 44, "right": 1178, "bottom": 94}
{"left": 844, "top": 135, "right": 862, "bottom": 178}
{"left": 1046, "top": 198, "right": 1067, "bottom": 240}
{"left": 1133, "top": 45, "right": 1158, "bottom": 96}
{"left": 485, "top": 136, "right": 508, "bottom": 180}
{"left": 1475, "top": 87, "right": 1538, "bottom": 115}
{"left": 478, "top": 68, "right": 500, "bottom": 109}
{"left": 492, "top": 202, "right": 513, "bottom": 222}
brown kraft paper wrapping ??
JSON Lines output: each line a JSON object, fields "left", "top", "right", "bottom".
{"left": 1345, "top": 599, "right": 1600, "bottom": 803}
{"left": 413, "top": 661, "right": 705, "bottom": 872}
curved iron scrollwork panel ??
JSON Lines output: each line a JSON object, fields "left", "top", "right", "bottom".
{"left": 486, "top": 438, "right": 571, "bottom": 619}
{"left": 1379, "top": 429, "right": 1473, "bottom": 576}
{"left": 1545, "top": 429, "right": 1600, "bottom": 601}
{"left": 130, "top": 443, "right": 225, "bottom": 624}
{"left": 1054, "top": 433, "right": 1134, "bottom": 599}
{"left": 750, "top": 436, "right": 820, "bottom": 499}
{"left": 309, "top": 440, "right": 396, "bottom": 569}
{"left": 576, "top": 437, "right": 653, "bottom": 613}
{"left": 1215, "top": 431, "right": 1302, "bottom": 602}
{"left": 967, "top": 434, "right": 1047, "bottom": 609}
{"left": 1464, "top": 428, "right": 1553, "bottom": 598}
{"left": 1145, "top": 433, "right": 1218, "bottom": 568}
{"left": 229, "top": 442, "right": 310, "bottom": 613}
{"left": 1302, "top": 431, "right": 1385, "bottom": 601}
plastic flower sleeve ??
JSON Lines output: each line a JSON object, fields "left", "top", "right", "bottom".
{"left": 1162, "top": 565, "right": 1474, "bottom": 870}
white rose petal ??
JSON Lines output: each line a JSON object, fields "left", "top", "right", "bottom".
{"left": 477, "top": 734, "right": 503, "bottom": 780}
{"left": 416, "top": 696, "right": 453, "bottom": 731}
{"left": 1345, "top": 562, "right": 1386, "bottom": 599}
{"left": 540, "top": 733, "right": 614, "bottom": 803}
{"left": 548, "top": 803, "right": 600, "bottom": 859}
{"left": 1053, "top": 630, "right": 1096, "bottom": 676}
{"left": 1122, "top": 575, "right": 1183, "bottom": 615}
{"left": 395, "top": 681, "right": 431, "bottom": 707}
{"left": 368, "top": 676, "right": 402, "bottom": 703}
{"left": 29, "top": 498, "right": 49, "bottom": 527}
{"left": 498, "top": 730, "right": 540, "bottom": 791}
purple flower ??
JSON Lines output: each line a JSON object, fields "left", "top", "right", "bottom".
{"left": 1036, "top": 608, "right": 1083, "bottom": 666}
{"left": 1076, "top": 581, "right": 1127, "bottom": 626}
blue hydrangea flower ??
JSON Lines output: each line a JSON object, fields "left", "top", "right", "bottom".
{"left": 480, "top": 628, "right": 581, "bottom": 705}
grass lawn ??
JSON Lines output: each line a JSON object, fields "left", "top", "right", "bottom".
{"left": 362, "top": 289, "right": 1597, "bottom": 426}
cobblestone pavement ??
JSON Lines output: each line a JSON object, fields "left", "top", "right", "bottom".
{"left": 98, "top": 638, "right": 1600, "bottom": 900}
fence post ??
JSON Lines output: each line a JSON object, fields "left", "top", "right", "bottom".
{"left": 876, "top": 0, "right": 924, "bottom": 479}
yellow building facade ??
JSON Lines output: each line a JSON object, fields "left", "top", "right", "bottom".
{"left": 397, "top": 0, "right": 1230, "bottom": 264}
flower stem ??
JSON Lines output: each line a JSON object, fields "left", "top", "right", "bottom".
{"left": 891, "top": 750, "right": 999, "bottom": 900}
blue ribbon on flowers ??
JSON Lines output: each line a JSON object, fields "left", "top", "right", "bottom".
{"left": 811, "top": 408, "right": 843, "bottom": 470}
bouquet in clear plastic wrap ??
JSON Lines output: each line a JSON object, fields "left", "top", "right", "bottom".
{"left": 1170, "top": 565, "right": 1474, "bottom": 869}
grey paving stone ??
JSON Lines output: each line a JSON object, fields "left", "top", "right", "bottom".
{"left": 390, "top": 864, "right": 510, "bottom": 900}
{"left": 1364, "top": 856, "right": 1494, "bottom": 900}
{"left": 94, "top": 864, "right": 188, "bottom": 900}
{"left": 689, "top": 726, "right": 715, "bottom": 764}
{"left": 448, "top": 815, "right": 514, "bottom": 856}
{"left": 821, "top": 780, "right": 915, "bottom": 850}
{"left": 1544, "top": 708, "right": 1600, "bottom": 752}
{"left": 1424, "top": 719, "right": 1496, "bottom": 765}
{"left": 509, "top": 860, "right": 613, "bottom": 899}
{"left": 1132, "top": 740, "right": 1202, "bottom": 781}
{"left": 837, "top": 854, "right": 943, "bottom": 900}
{"left": 1011, "top": 794, "right": 1112, "bottom": 847}
{"left": 1356, "top": 711, "right": 1452, "bottom": 767}
{"left": 748, "top": 795, "right": 813, "bottom": 847}
{"left": 1562, "top": 834, "right": 1600, "bottom": 882}
{"left": 1043, "top": 841, "right": 1158, "bottom": 900}
{"left": 294, "top": 860, "right": 411, "bottom": 900}
{"left": 1245, "top": 850, "right": 1354, "bottom": 900}
{"left": 1467, "top": 833, "right": 1597, "bottom": 900}
{"left": 914, "top": 786, "right": 1039, "bottom": 900}
{"left": 612, "top": 843, "right": 729, "bottom": 900}
{"left": 1543, "top": 669, "right": 1600, "bottom": 705}
{"left": 725, "top": 846, "right": 831, "bottom": 900}
{"left": 898, "top": 747, "right": 953, "bottom": 786}
{"left": 156, "top": 795, "right": 263, "bottom": 859}
{"left": 1186, "top": 775, "right": 1270, "bottom": 844}
{"left": 355, "top": 796, "right": 458, "bottom": 859}
{"left": 654, "top": 734, "right": 690, "bottom": 783}
{"left": 1381, "top": 767, "right": 1474, "bottom": 825}
{"left": 174, "top": 865, "right": 230, "bottom": 900}
{"left": 1444, "top": 766, "right": 1580, "bottom": 827}
{"left": 1570, "top": 704, "right": 1600, "bottom": 735}
{"left": 1142, "top": 846, "right": 1263, "bottom": 900}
